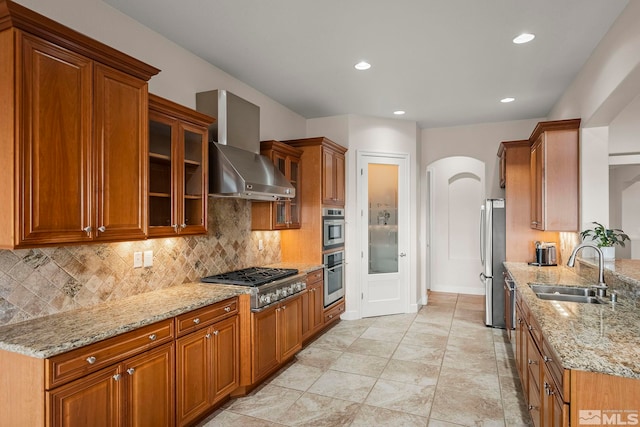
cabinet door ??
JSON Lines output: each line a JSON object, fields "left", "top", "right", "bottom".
{"left": 94, "top": 64, "right": 148, "bottom": 241}
{"left": 148, "top": 112, "right": 178, "bottom": 236}
{"left": 515, "top": 304, "right": 526, "bottom": 385}
{"left": 211, "top": 316, "right": 239, "bottom": 402}
{"left": 309, "top": 282, "right": 324, "bottom": 336}
{"left": 48, "top": 365, "right": 121, "bottom": 427}
{"left": 179, "top": 123, "right": 207, "bottom": 235}
{"left": 322, "top": 149, "right": 336, "bottom": 205}
{"left": 176, "top": 328, "right": 211, "bottom": 426}
{"left": 287, "top": 156, "right": 301, "bottom": 228}
{"left": 123, "top": 344, "right": 174, "bottom": 427}
{"left": 279, "top": 295, "right": 302, "bottom": 361}
{"left": 530, "top": 135, "right": 543, "bottom": 230}
{"left": 252, "top": 305, "right": 279, "bottom": 382}
{"left": 19, "top": 34, "right": 93, "bottom": 245}
{"left": 334, "top": 152, "right": 345, "bottom": 206}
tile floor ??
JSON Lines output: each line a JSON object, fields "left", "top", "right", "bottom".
{"left": 199, "top": 292, "right": 532, "bottom": 426}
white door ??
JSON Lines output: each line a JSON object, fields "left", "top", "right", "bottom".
{"left": 427, "top": 156, "right": 485, "bottom": 294}
{"left": 359, "top": 152, "right": 410, "bottom": 317}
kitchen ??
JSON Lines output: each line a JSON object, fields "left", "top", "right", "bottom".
{"left": 1, "top": 0, "right": 640, "bottom": 426}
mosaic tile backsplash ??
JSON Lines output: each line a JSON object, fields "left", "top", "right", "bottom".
{"left": 0, "top": 199, "right": 280, "bottom": 326}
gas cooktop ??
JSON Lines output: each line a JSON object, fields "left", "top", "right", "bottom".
{"left": 201, "top": 267, "right": 299, "bottom": 287}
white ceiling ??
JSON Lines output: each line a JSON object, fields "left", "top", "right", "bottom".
{"left": 103, "top": 0, "right": 628, "bottom": 128}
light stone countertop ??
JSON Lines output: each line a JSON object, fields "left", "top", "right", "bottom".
{"left": 505, "top": 262, "right": 640, "bottom": 379}
{"left": 0, "top": 283, "right": 250, "bottom": 359}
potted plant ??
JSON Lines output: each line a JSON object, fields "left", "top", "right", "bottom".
{"left": 579, "top": 221, "right": 630, "bottom": 260}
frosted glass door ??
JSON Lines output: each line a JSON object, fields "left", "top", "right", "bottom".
{"left": 368, "top": 164, "right": 399, "bottom": 274}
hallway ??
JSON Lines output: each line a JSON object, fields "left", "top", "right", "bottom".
{"left": 200, "top": 292, "right": 531, "bottom": 426}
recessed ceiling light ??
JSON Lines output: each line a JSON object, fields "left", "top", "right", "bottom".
{"left": 500, "top": 97, "right": 515, "bottom": 103}
{"left": 513, "top": 33, "right": 535, "bottom": 44}
{"left": 393, "top": 110, "right": 405, "bottom": 115}
{"left": 354, "top": 61, "right": 371, "bottom": 70}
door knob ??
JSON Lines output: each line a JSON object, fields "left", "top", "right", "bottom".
{"left": 399, "top": 253, "right": 407, "bottom": 257}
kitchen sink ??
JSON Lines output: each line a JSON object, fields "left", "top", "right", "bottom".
{"left": 529, "top": 284, "right": 602, "bottom": 304}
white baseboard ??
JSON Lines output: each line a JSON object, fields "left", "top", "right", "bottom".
{"left": 430, "top": 284, "right": 485, "bottom": 295}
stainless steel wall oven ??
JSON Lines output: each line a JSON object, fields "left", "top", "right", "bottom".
{"left": 322, "top": 208, "right": 345, "bottom": 250}
{"left": 323, "top": 249, "right": 345, "bottom": 307}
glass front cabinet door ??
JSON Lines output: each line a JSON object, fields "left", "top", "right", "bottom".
{"left": 148, "top": 95, "right": 214, "bottom": 237}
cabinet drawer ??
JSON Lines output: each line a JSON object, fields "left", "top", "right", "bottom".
{"left": 47, "top": 319, "right": 173, "bottom": 389}
{"left": 542, "top": 338, "right": 568, "bottom": 401}
{"left": 306, "top": 269, "right": 323, "bottom": 285}
{"left": 176, "top": 297, "right": 238, "bottom": 337}
{"left": 324, "top": 300, "right": 344, "bottom": 323}
{"left": 526, "top": 310, "right": 542, "bottom": 347}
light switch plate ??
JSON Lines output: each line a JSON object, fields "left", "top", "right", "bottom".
{"left": 133, "top": 252, "right": 143, "bottom": 268}
{"left": 143, "top": 250, "right": 153, "bottom": 267}
{"left": 258, "top": 239, "right": 264, "bottom": 251}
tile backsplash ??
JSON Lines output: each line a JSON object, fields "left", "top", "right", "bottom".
{"left": 0, "top": 199, "right": 280, "bottom": 326}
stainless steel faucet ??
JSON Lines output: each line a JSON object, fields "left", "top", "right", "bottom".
{"left": 567, "top": 243, "right": 607, "bottom": 297}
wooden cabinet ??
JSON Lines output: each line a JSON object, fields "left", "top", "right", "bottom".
{"left": 529, "top": 119, "right": 580, "bottom": 231}
{"left": 280, "top": 137, "right": 348, "bottom": 264}
{"left": 322, "top": 146, "right": 346, "bottom": 206}
{"left": 175, "top": 298, "right": 239, "bottom": 426}
{"left": 252, "top": 141, "right": 303, "bottom": 230}
{"left": 148, "top": 95, "right": 214, "bottom": 237}
{"left": 0, "top": 2, "right": 159, "bottom": 248}
{"left": 324, "top": 299, "right": 345, "bottom": 325}
{"left": 302, "top": 269, "right": 325, "bottom": 342}
{"left": 46, "top": 319, "right": 175, "bottom": 427}
{"left": 176, "top": 315, "right": 238, "bottom": 426}
{"left": 251, "top": 294, "right": 302, "bottom": 383}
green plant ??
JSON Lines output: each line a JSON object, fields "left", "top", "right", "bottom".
{"left": 580, "top": 222, "right": 630, "bottom": 247}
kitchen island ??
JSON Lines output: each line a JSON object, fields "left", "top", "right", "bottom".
{"left": 505, "top": 262, "right": 640, "bottom": 427}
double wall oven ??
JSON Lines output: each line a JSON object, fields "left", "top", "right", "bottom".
{"left": 322, "top": 208, "right": 345, "bottom": 307}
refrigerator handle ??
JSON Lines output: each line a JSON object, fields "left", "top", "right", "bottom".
{"left": 479, "top": 205, "right": 485, "bottom": 266}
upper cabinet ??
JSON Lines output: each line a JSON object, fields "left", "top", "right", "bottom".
{"left": 251, "top": 141, "right": 303, "bottom": 230}
{"left": 529, "top": 119, "right": 581, "bottom": 232}
{"left": 0, "top": 0, "right": 159, "bottom": 248}
{"left": 148, "top": 95, "right": 214, "bottom": 237}
{"left": 284, "top": 137, "right": 347, "bottom": 208}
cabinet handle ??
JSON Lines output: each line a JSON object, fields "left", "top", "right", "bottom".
{"left": 98, "top": 226, "right": 106, "bottom": 233}
{"left": 282, "top": 305, "right": 286, "bottom": 310}
{"left": 148, "top": 334, "right": 157, "bottom": 341}
{"left": 180, "top": 223, "right": 187, "bottom": 229}
{"left": 83, "top": 226, "right": 92, "bottom": 236}
{"left": 528, "top": 359, "right": 538, "bottom": 365}
{"left": 205, "top": 333, "right": 211, "bottom": 339}
{"left": 328, "top": 314, "right": 334, "bottom": 319}
{"left": 193, "top": 318, "right": 200, "bottom": 324}
{"left": 528, "top": 405, "right": 538, "bottom": 411}
{"left": 528, "top": 325, "right": 534, "bottom": 331}
{"left": 113, "top": 374, "right": 121, "bottom": 381}
{"left": 213, "top": 330, "right": 219, "bottom": 336}
{"left": 224, "top": 306, "right": 231, "bottom": 312}
{"left": 127, "top": 368, "right": 135, "bottom": 376}
{"left": 172, "top": 224, "right": 178, "bottom": 232}
{"left": 86, "top": 356, "right": 97, "bottom": 365}
{"left": 543, "top": 355, "right": 552, "bottom": 363}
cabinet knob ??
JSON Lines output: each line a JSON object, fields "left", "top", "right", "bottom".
{"left": 180, "top": 223, "right": 187, "bottom": 229}
{"left": 543, "top": 355, "right": 552, "bottom": 363}
{"left": 148, "top": 334, "right": 157, "bottom": 341}
{"left": 86, "top": 356, "right": 97, "bottom": 364}
{"left": 127, "top": 368, "right": 135, "bottom": 376}
{"left": 213, "top": 330, "right": 219, "bottom": 336}
{"left": 83, "top": 226, "right": 92, "bottom": 236}
{"left": 98, "top": 226, "right": 106, "bottom": 233}
{"left": 172, "top": 224, "right": 178, "bottom": 232}
{"left": 113, "top": 374, "right": 121, "bottom": 381}
{"left": 193, "top": 318, "right": 200, "bottom": 324}
{"left": 528, "top": 325, "right": 533, "bottom": 331}
{"left": 528, "top": 405, "right": 538, "bottom": 411}
{"left": 205, "top": 333, "right": 211, "bottom": 339}
{"left": 328, "top": 314, "right": 334, "bottom": 319}
{"left": 224, "top": 306, "right": 231, "bottom": 312}
{"left": 528, "top": 359, "right": 538, "bottom": 365}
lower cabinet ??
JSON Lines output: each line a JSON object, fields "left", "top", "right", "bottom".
{"left": 251, "top": 294, "right": 302, "bottom": 383}
{"left": 302, "top": 270, "right": 324, "bottom": 342}
{"left": 47, "top": 343, "right": 175, "bottom": 427}
{"left": 176, "top": 315, "right": 239, "bottom": 426}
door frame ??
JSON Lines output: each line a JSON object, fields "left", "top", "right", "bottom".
{"left": 357, "top": 150, "right": 411, "bottom": 317}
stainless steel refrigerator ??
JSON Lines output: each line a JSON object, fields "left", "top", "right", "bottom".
{"left": 479, "top": 199, "right": 506, "bottom": 328}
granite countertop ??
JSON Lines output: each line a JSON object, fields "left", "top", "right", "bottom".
{"left": 505, "top": 262, "right": 640, "bottom": 379}
{"left": 0, "top": 283, "right": 250, "bottom": 359}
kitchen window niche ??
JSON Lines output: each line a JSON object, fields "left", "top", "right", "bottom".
{"left": 148, "top": 94, "right": 215, "bottom": 237}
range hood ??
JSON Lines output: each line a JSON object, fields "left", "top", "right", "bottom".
{"left": 195, "top": 89, "right": 295, "bottom": 201}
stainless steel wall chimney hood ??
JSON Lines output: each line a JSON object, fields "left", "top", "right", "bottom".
{"left": 195, "top": 89, "right": 295, "bottom": 201}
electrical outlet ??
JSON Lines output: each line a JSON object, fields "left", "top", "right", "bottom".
{"left": 143, "top": 250, "right": 153, "bottom": 267}
{"left": 258, "top": 239, "right": 264, "bottom": 251}
{"left": 133, "top": 252, "right": 143, "bottom": 268}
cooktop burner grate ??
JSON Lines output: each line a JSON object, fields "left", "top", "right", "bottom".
{"left": 201, "top": 267, "right": 299, "bottom": 287}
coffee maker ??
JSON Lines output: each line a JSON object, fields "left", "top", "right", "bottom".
{"left": 530, "top": 241, "right": 557, "bottom": 266}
